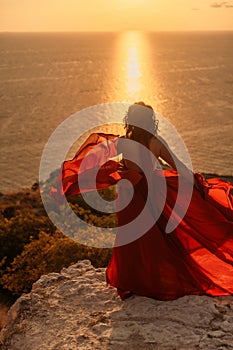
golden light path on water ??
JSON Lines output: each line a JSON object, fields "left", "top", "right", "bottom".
{"left": 126, "top": 39, "right": 141, "bottom": 98}
{"left": 113, "top": 31, "right": 155, "bottom": 104}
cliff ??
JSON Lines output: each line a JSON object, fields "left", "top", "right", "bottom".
{"left": 1, "top": 260, "right": 233, "bottom": 350}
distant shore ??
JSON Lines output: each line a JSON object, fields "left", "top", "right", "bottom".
{"left": 0, "top": 173, "right": 232, "bottom": 212}
{"left": 0, "top": 172, "right": 233, "bottom": 194}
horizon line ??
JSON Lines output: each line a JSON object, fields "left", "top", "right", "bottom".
{"left": 1, "top": 29, "right": 233, "bottom": 34}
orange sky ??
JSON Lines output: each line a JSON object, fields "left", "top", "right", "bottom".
{"left": 0, "top": 0, "right": 233, "bottom": 32}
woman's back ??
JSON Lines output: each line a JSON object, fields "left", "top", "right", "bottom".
{"left": 118, "top": 129, "right": 158, "bottom": 173}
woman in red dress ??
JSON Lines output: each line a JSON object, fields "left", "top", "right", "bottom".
{"left": 62, "top": 102, "right": 233, "bottom": 300}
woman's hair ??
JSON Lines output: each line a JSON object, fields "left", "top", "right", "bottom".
{"left": 124, "top": 101, "right": 158, "bottom": 142}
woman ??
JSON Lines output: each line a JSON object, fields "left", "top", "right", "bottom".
{"left": 62, "top": 102, "right": 233, "bottom": 300}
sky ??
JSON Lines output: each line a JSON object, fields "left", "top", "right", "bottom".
{"left": 0, "top": 0, "right": 233, "bottom": 32}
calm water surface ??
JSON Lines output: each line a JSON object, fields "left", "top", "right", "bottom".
{"left": 0, "top": 31, "right": 232, "bottom": 191}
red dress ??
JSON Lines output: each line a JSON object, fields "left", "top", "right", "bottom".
{"left": 60, "top": 132, "right": 233, "bottom": 300}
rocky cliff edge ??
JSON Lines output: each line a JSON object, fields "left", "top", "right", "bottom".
{"left": 1, "top": 260, "right": 233, "bottom": 350}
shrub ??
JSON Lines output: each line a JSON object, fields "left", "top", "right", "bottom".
{"left": 0, "top": 231, "right": 112, "bottom": 296}
{"left": 0, "top": 213, "right": 56, "bottom": 268}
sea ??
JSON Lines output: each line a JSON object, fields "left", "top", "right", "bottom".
{"left": 0, "top": 31, "right": 233, "bottom": 192}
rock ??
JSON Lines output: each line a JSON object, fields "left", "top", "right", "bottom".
{"left": 0, "top": 260, "right": 233, "bottom": 350}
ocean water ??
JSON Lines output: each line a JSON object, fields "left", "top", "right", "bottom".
{"left": 0, "top": 31, "right": 232, "bottom": 192}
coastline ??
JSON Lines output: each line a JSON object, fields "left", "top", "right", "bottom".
{"left": 0, "top": 172, "right": 232, "bottom": 195}
{"left": 0, "top": 172, "right": 232, "bottom": 220}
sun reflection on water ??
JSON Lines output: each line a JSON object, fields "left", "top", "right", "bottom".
{"left": 126, "top": 44, "right": 141, "bottom": 96}
{"left": 113, "top": 31, "right": 153, "bottom": 103}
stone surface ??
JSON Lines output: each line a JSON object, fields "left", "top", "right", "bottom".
{"left": 1, "top": 260, "right": 233, "bottom": 350}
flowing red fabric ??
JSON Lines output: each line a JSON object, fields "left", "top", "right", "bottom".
{"left": 60, "top": 132, "right": 233, "bottom": 301}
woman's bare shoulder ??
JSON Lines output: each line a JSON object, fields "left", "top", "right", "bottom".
{"left": 150, "top": 135, "right": 170, "bottom": 150}
{"left": 149, "top": 135, "right": 162, "bottom": 148}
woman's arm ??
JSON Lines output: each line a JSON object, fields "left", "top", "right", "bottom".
{"left": 149, "top": 136, "right": 196, "bottom": 185}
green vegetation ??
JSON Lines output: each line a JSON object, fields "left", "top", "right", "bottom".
{"left": 0, "top": 186, "right": 115, "bottom": 298}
